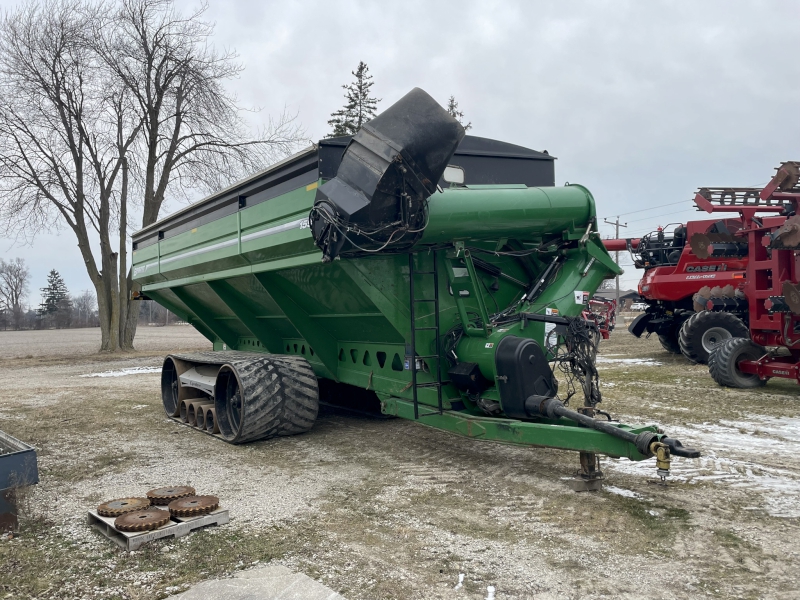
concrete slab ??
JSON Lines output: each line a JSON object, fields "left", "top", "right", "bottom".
{"left": 166, "top": 564, "right": 346, "bottom": 600}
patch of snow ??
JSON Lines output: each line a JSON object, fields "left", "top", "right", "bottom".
{"left": 80, "top": 366, "right": 161, "bottom": 378}
{"left": 603, "top": 416, "right": 800, "bottom": 518}
{"left": 596, "top": 357, "right": 662, "bottom": 366}
{"left": 604, "top": 485, "right": 642, "bottom": 499}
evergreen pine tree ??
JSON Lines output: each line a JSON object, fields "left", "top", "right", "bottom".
{"left": 327, "top": 62, "right": 380, "bottom": 137}
{"left": 446, "top": 95, "right": 472, "bottom": 131}
{"left": 38, "top": 269, "right": 71, "bottom": 317}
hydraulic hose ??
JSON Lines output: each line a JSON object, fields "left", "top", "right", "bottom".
{"left": 525, "top": 396, "right": 701, "bottom": 458}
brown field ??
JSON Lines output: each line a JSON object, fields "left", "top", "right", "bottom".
{"left": 1, "top": 325, "right": 798, "bottom": 599}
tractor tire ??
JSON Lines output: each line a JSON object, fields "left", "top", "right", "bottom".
{"left": 708, "top": 337, "right": 767, "bottom": 389}
{"left": 678, "top": 311, "right": 749, "bottom": 364}
{"left": 658, "top": 312, "right": 692, "bottom": 355}
{"left": 658, "top": 332, "right": 682, "bottom": 354}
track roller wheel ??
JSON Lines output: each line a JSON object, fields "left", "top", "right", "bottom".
{"left": 214, "top": 355, "right": 319, "bottom": 444}
{"left": 678, "top": 311, "right": 749, "bottom": 364}
{"left": 708, "top": 337, "right": 768, "bottom": 388}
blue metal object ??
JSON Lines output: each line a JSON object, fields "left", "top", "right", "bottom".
{"left": 0, "top": 429, "right": 39, "bottom": 490}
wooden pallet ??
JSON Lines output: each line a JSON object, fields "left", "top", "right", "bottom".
{"left": 88, "top": 507, "right": 229, "bottom": 551}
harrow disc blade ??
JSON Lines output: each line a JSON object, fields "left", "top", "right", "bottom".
{"left": 777, "top": 161, "right": 800, "bottom": 191}
{"left": 114, "top": 508, "right": 171, "bottom": 532}
{"left": 167, "top": 495, "right": 219, "bottom": 517}
{"left": 690, "top": 233, "right": 712, "bottom": 259}
{"left": 693, "top": 286, "right": 712, "bottom": 312}
{"left": 782, "top": 281, "right": 800, "bottom": 315}
{"left": 146, "top": 485, "right": 196, "bottom": 505}
{"left": 97, "top": 497, "right": 151, "bottom": 517}
{"left": 772, "top": 215, "right": 800, "bottom": 249}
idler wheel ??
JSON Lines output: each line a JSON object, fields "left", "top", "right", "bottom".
{"left": 161, "top": 357, "right": 181, "bottom": 417}
{"left": 97, "top": 497, "right": 151, "bottom": 517}
{"left": 114, "top": 508, "right": 171, "bottom": 532}
{"left": 168, "top": 495, "right": 219, "bottom": 517}
{"left": 146, "top": 485, "right": 196, "bottom": 505}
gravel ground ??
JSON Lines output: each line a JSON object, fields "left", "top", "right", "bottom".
{"left": 1, "top": 326, "right": 799, "bottom": 599}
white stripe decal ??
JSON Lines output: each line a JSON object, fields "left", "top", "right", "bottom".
{"left": 160, "top": 238, "right": 238, "bottom": 266}
{"left": 241, "top": 217, "right": 308, "bottom": 242}
{"left": 153, "top": 217, "right": 310, "bottom": 269}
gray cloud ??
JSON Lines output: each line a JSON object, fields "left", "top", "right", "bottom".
{"left": 2, "top": 0, "right": 798, "bottom": 291}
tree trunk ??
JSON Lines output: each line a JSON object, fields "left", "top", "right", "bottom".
{"left": 118, "top": 158, "right": 133, "bottom": 351}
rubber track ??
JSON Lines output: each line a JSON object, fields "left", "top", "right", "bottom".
{"left": 169, "top": 352, "right": 319, "bottom": 444}
{"left": 678, "top": 311, "right": 749, "bottom": 364}
{"left": 708, "top": 337, "right": 767, "bottom": 388}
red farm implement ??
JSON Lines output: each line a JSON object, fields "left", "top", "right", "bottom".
{"left": 699, "top": 162, "right": 800, "bottom": 387}
{"left": 605, "top": 216, "right": 751, "bottom": 364}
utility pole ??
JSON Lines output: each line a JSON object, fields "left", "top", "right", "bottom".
{"left": 604, "top": 216, "right": 628, "bottom": 306}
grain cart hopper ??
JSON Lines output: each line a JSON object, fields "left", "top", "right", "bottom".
{"left": 132, "top": 88, "right": 699, "bottom": 485}
{"left": 605, "top": 215, "right": 751, "bottom": 363}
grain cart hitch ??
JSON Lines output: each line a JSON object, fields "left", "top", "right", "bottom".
{"left": 133, "top": 87, "right": 701, "bottom": 487}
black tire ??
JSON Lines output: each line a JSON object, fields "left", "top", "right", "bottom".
{"left": 708, "top": 337, "right": 767, "bottom": 388}
{"left": 678, "top": 311, "right": 749, "bottom": 364}
{"left": 658, "top": 332, "right": 682, "bottom": 354}
{"left": 214, "top": 354, "right": 319, "bottom": 444}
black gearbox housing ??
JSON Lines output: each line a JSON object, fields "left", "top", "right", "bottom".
{"left": 311, "top": 87, "right": 465, "bottom": 261}
{"left": 448, "top": 361, "right": 492, "bottom": 395}
{"left": 494, "top": 336, "right": 558, "bottom": 419}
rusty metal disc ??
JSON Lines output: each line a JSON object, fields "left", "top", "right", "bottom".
{"left": 690, "top": 233, "right": 711, "bottom": 259}
{"left": 168, "top": 495, "right": 219, "bottom": 517}
{"left": 146, "top": 486, "right": 196, "bottom": 505}
{"left": 782, "top": 281, "right": 800, "bottom": 315}
{"left": 114, "top": 508, "right": 171, "bottom": 532}
{"left": 693, "top": 286, "right": 711, "bottom": 313}
{"left": 773, "top": 215, "right": 800, "bottom": 248}
{"left": 778, "top": 162, "right": 800, "bottom": 191}
{"left": 97, "top": 497, "right": 151, "bottom": 517}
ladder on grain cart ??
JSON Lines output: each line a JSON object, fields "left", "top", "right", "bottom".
{"left": 408, "top": 252, "right": 444, "bottom": 419}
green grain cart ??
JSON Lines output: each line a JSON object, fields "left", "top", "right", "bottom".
{"left": 132, "top": 88, "right": 698, "bottom": 486}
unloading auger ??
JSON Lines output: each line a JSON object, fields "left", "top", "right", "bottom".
{"left": 132, "top": 87, "right": 699, "bottom": 488}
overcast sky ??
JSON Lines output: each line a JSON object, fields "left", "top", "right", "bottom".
{"left": 1, "top": 0, "right": 799, "bottom": 299}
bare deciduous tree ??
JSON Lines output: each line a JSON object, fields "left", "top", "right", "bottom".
{"left": 0, "top": 257, "right": 30, "bottom": 329}
{"left": 0, "top": 0, "right": 305, "bottom": 352}
{"left": 73, "top": 288, "right": 97, "bottom": 327}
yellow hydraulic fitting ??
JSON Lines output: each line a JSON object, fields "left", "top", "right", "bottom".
{"left": 649, "top": 441, "right": 672, "bottom": 482}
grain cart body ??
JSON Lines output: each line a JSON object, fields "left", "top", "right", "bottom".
{"left": 133, "top": 88, "right": 698, "bottom": 479}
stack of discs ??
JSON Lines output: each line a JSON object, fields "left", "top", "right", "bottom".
{"left": 96, "top": 486, "right": 219, "bottom": 533}
{"left": 168, "top": 495, "right": 220, "bottom": 517}
{"left": 146, "top": 485, "right": 196, "bottom": 505}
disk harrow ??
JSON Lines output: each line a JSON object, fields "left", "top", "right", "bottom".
{"left": 146, "top": 486, "right": 195, "bottom": 505}
{"left": 114, "top": 508, "right": 171, "bottom": 532}
{"left": 96, "top": 497, "right": 151, "bottom": 517}
{"left": 168, "top": 495, "right": 220, "bottom": 517}
{"left": 702, "top": 160, "right": 800, "bottom": 388}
